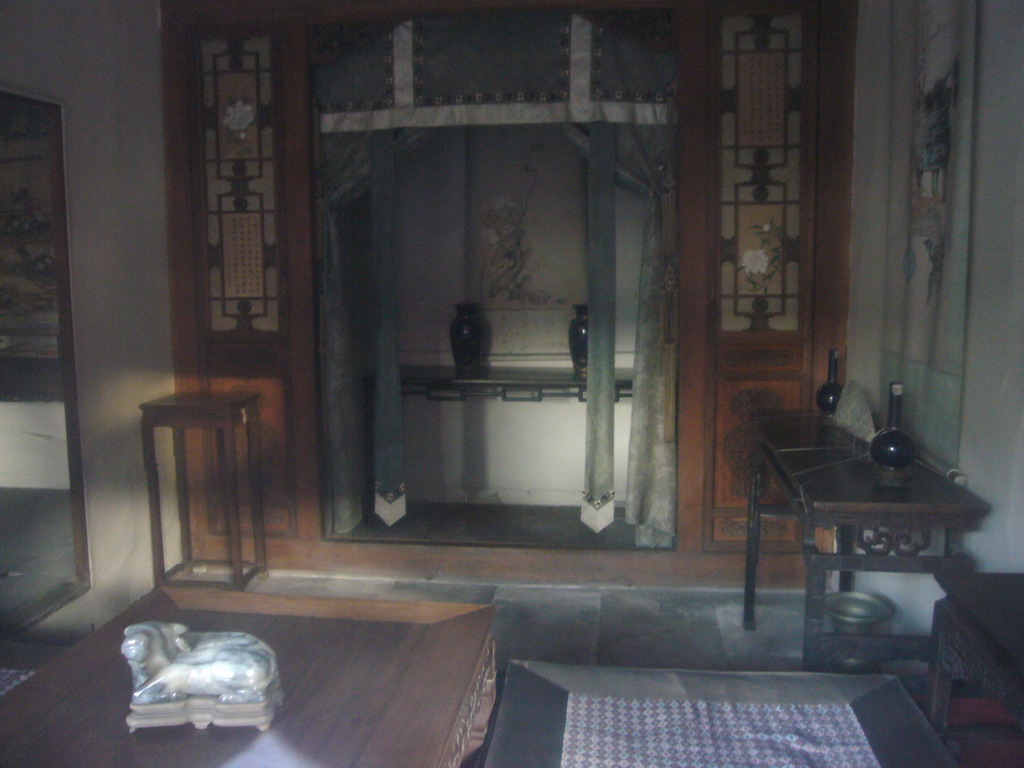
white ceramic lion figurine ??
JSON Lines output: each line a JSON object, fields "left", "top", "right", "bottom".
{"left": 121, "top": 621, "right": 280, "bottom": 706}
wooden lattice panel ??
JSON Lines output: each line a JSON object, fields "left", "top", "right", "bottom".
{"left": 718, "top": 14, "right": 803, "bottom": 332}
{"left": 201, "top": 37, "right": 280, "bottom": 332}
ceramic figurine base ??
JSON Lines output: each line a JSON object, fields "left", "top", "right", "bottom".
{"left": 127, "top": 682, "right": 281, "bottom": 732}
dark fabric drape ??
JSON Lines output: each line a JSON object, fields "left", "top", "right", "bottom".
{"left": 562, "top": 123, "right": 677, "bottom": 545}
{"left": 316, "top": 12, "right": 678, "bottom": 539}
{"left": 319, "top": 134, "right": 372, "bottom": 534}
{"left": 581, "top": 123, "right": 617, "bottom": 531}
{"left": 620, "top": 125, "right": 677, "bottom": 547}
{"left": 320, "top": 132, "right": 424, "bottom": 530}
{"left": 369, "top": 132, "right": 406, "bottom": 525}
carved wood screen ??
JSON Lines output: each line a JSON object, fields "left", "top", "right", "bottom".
{"left": 188, "top": 31, "right": 298, "bottom": 547}
{"left": 705, "top": 4, "right": 818, "bottom": 550}
{"left": 161, "top": 0, "right": 852, "bottom": 576}
{"left": 201, "top": 37, "right": 281, "bottom": 334}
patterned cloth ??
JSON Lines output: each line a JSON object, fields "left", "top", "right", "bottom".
{"left": 0, "top": 668, "right": 33, "bottom": 697}
{"left": 561, "top": 694, "right": 881, "bottom": 768}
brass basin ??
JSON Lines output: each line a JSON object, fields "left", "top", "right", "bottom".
{"left": 824, "top": 591, "right": 895, "bottom": 635}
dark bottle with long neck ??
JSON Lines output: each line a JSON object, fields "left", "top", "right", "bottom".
{"left": 450, "top": 303, "right": 483, "bottom": 376}
{"left": 815, "top": 348, "right": 842, "bottom": 414}
{"left": 870, "top": 382, "right": 915, "bottom": 484}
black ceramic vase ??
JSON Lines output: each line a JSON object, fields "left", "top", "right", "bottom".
{"left": 449, "top": 303, "right": 483, "bottom": 376}
{"left": 815, "top": 348, "right": 843, "bottom": 414}
{"left": 870, "top": 381, "right": 915, "bottom": 486}
{"left": 568, "top": 304, "right": 588, "bottom": 379}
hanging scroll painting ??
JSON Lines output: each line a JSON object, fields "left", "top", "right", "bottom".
{"left": 881, "top": 0, "right": 975, "bottom": 470}
{"left": 467, "top": 124, "right": 586, "bottom": 359}
{"left": 0, "top": 91, "right": 63, "bottom": 402}
{"left": 0, "top": 94, "right": 59, "bottom": 360}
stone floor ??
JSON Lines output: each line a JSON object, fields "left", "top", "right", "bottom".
{"left": 249, "top": 572, "right": 806, "bottom": 673}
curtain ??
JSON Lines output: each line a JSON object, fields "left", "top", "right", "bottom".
{"left": 316, "top": 13, "right": 674, "bottom": 132}
{"left": 619, "top": 125, "right": 677, "bottom": 548}
{"left": 319, "top": 131, "right": 425, "bottom": 531}
{"left": 319, "top": 133, "right": 372, "bottom": 534}
{"left": 580, "top": 123, "right": 617, "bottom": 531}
{"left": 563, "top": 123, "right": 677, "bottom": 544}
{"left": 369, "top": 132, "right": 406, "bottom": 525}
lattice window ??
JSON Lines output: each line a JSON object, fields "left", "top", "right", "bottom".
{"left": 719, "top": 15, "right": 802, "bottom": 332}
{"left": 201, "top": 37, "right": 280, "bottom": 332}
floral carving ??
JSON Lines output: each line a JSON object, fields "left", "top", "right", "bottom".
{"left": 223, "top": 100, "right": 255, "bottom": 139}
{"left": 739, "top": 218, "right": 783, "bottom": 293}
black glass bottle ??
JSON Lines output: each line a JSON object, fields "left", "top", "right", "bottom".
{"left": 870, "top": 381, "right": 915, "bottom": 485}
{"left": 568, "top": 304, "right": 588, "bottom": 379}
{"left": 450, "top": 303, "right": 483, "bottom": 376}
{"left": 815, "top": 348, "right": 843, "bottom": 414}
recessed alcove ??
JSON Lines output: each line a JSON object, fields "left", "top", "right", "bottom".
{"left": 322, "top": 123, "right": 648, "bottom": 548}
{"left": 312, "top": 11, "right": 677, "bottom": 549}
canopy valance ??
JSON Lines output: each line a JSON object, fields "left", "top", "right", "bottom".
{"left": 313, "top": 11, "right": 676, "bottom": 132}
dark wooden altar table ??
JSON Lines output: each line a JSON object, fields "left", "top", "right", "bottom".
{"left": 400, "top": 365, "right": 633, "bottom": 402}
{"left": 0, "top": 587, "right": 495, "bottom": 768}
{"left": 743, "top": 414, "right": 989, "bottom": 671}
{"left": 928, "top": 571, "right": 1024, "bottom": 732}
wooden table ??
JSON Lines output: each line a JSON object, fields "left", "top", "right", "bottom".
{"left": 927, "top": 571, "right": 1024, "bottom": 732}
{"left": 140, "top": 391, "right": 266, "bottom": 589}
{"left": 0, "top": 588, "right": 496, "bottom": 768}
{"left": 744, "top": 414, "right": 989, "bottom": 671}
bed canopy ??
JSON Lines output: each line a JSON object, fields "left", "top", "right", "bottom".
{"left": 313, "top": 9, "right": 678, "bottom": 547}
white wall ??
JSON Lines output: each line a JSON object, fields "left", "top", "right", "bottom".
{"left": 956, "top": 0, "right": 1024, "bottom": 572}
{"left": 397, "top": 126, "right": 644, "bottom": 507}
{"left": 0, "top": 0, "right": 172, "bottom": 637}
{"left": 0, "top": 402, "right": 69, "bottom": 489}
{"left": 849, "top": 0, "right": 1024, "bottom": 633}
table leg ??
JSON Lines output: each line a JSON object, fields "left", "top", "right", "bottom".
{"left": 943, "top": 527, "right": 964, "bottom": 557}
{"left": 803, "top": 551, "right": 828, "bottom": 671}
{"left": 927, "top": 598, "right": 953, "bottom": 731}
{"left": 171, "top": 427, "right": 192, "bottom": 565}
{"left": 246, "top": 406, "right": 267, "bottom": 575}
{"left": 140, "top": 418, "right": 166, "bottom": 586}
{"left": 219, "top": 425, "right": 245, "bottom": 589}
{"left": 743, "top": 460, "right": 763, "bottom": 631}
{"left": 837, "top": 525, "right": 854, "bottom": 593}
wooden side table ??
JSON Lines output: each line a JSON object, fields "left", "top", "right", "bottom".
{"left": 139, "top": 391, "right": 267, "bottom": 589}
{"left": 744, "top": 414, "right": 989, "bottom": 671}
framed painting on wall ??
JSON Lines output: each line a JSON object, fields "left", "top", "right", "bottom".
{"left": 0, "top": 89, "right": 65, "bottom": 401}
